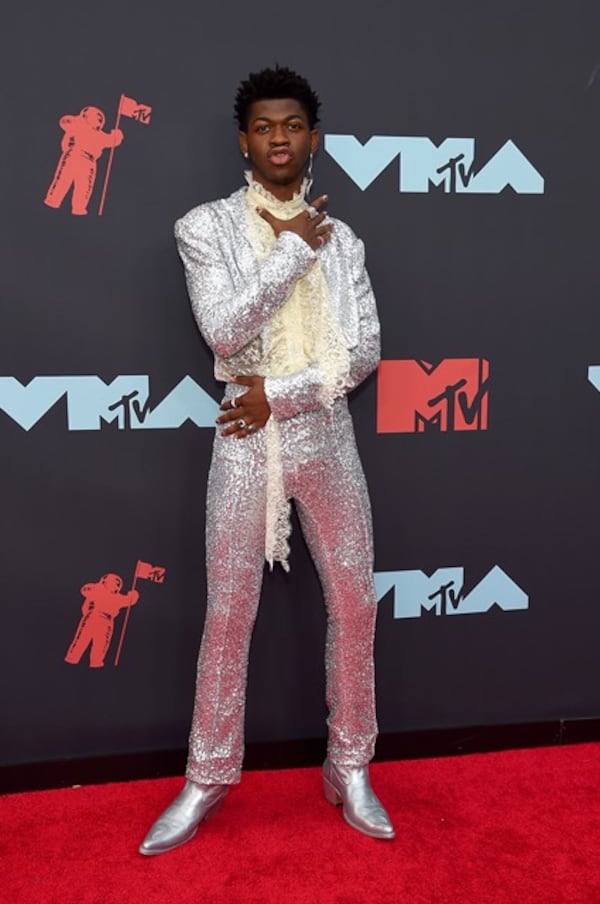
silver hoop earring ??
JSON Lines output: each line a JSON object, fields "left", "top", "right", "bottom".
{"left": 307, "top": 152, "right": 314, "bottom": 194}
{"left": 243, "top": 151, "right": 249, "bottom": 159}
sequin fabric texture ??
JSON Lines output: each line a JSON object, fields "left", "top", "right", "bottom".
{"left": 175, "top": 185, "right": 381, "bottom": 784}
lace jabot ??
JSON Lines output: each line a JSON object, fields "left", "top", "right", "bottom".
{"left": 244, "top": 173, "right": 350, "bottom": 570}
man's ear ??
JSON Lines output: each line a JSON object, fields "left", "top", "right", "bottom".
{"left": 239, "top": 131, "right": 249, "bottom": 157}
{"left": 310, "top": 129, "right": 320, "bottom": 155}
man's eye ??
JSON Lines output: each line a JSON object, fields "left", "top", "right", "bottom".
{"left": 257, "top": 124, "right": 270, "bottom": 133}
{"left": 288, "top": 123, "right": 301, "bottom": 131}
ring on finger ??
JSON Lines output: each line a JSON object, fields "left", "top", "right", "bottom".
{"left": 318, "top": 235, "right": 325, "bottom": 246}
{"left": 307, "top": 205, "right": 318, "bottom": 219}
{"left": 237, "top": 417, "right": 247, "bottom": 429}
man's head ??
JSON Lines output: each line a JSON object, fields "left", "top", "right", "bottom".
{"left": 235, "top": 66, "right": 321, "bottom": 199}
{"left": 234, "top": 66, "right": 320, "bottom": 132}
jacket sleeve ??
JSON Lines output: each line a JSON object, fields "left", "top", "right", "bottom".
{"left": 264, "top": 232, "right": 381, "bottom": 421}
{"left": 175, "top": 212, "right": 317, "bottom": 358}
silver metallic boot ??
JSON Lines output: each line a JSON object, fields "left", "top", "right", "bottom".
{"left": 139, "top": 780, "right": 228, "bottom": 855}
{"left": 323, "top": 759, "right": 395, "bottom": 840}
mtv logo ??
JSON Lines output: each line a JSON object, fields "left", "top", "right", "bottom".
{"left": 377, "top": 358, "right": 489, "bottom": 433}
{"left": 375, "top": 566, "right": 529, "bottom": 619}
{"left": 148, "top": 568, "right": 165, "bottom": 583}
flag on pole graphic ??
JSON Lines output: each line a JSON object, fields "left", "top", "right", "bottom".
{"left": 119, "top": 95, "right": 152, "bottom": 124}
{"left": 135, "top": 560, "right": 166, "bottom": 583}
{"left": 113, "top": 559, "right": 166, "bottom": 666}
{"left": 98, "top": 92, "right": 153, "bottom": 215}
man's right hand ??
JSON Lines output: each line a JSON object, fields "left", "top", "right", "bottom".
{"left": 257, "top": 194, "right": 333, "bottom": 251}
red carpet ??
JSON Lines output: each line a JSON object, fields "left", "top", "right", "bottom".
{"left": 2, "top": 744, "right": 599, "bottom": 904}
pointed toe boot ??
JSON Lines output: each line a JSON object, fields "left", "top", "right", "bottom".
{"left": 323, "top": 758, "right": 395, "bottom": 840}
{"left": 139, "top": 780, "right": 228, "bottom": 856}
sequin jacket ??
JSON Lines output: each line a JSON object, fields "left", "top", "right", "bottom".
{"left": 175, "top": 186, "right": 381, "bottom": 420}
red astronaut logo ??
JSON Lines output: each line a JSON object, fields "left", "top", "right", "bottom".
{"left": 44, "top": 93, "right": 152, "bottom": 217}
{"left": 377, "top": 358, "right": 490, "bottom": 433}
{"left": 64, "top": 560, "right": 165, "bottom": 668}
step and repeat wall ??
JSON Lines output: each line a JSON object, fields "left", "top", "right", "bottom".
{"left": 2, "top": 1, "right": 600, "bottom": 768}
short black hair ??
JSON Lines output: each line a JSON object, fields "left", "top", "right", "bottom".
{"left": 234, "top": 66, "right": 321, "bottom": 131}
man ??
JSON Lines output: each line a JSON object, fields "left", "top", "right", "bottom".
{"left": 140, "top": 66, "right": 394, "bottom": 855}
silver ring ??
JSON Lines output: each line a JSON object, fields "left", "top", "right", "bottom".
{"left": 318, "top": 235, "right": 325, "bottom": 246}
{"left": 307, "top": 205, "right": 318, "bottom": 220}
{"left": 237, "top": 418, "right": 247, "bottom": 429}
{"left": 248, "top": 423, "right": 255, "bottom": 432}
{"left": 232, "top": 395, "right": 241, "bottom": 409}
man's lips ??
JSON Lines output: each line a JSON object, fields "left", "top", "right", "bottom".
{"left": 268, "top": 149, "right": 293, "bottom": 165}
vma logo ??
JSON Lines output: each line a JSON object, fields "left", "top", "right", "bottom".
{"left": 324, "top": 136, "right": 544, "bottom": 194}
{"left": 377, "top": 358, "right": 489, "bottom": 434}
{"left": 375, "top": 567, "right": 529, "bottom": 619}
{"left": 0, "top": 376, "right": 218, "bottom": 431}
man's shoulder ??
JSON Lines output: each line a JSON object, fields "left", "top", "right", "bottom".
{"left": 326, "top": 215, "right": 363, "bottom": 250}
{"left": 175, "top": 187, "right": 245, "bottom": 239}
{"left": 327, "top": 215, "right": 355, "bottom": 236}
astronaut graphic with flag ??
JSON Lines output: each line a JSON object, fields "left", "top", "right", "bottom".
{"left": 45, "top": 92, "right": 153, "bottom": 217}
{"left": 64, "top": 559, "right": 166, "bottom": 669}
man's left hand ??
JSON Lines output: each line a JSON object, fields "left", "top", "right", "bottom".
{"left": 217, "top": 375, "right": 271, "bottom": 438}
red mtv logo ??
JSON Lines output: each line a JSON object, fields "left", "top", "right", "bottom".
{"left": 377, "top": 358, "right": 490, "bottom": 433}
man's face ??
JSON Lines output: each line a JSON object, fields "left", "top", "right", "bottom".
{"left": 239, "top": 98, "right": 319, "bottom": 200}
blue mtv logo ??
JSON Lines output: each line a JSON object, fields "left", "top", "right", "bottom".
{"left": 324, "top": 136, "right": 544, "bottom": 194}
{"left": 374, "top": 566, "right": 529, "bottom": 618}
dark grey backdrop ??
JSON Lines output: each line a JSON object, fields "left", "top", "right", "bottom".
{"left": 2, "top": 0, "right": 600, "bottom": 767}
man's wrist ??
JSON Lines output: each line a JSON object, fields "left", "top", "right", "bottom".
{"left": 276, "top": 229, "right": 318, "bottom": 258}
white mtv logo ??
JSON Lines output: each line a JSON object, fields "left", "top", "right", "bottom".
{"left": 374, "top": 566, "right": 529, "bottom": 619}
{"left": 325, "top": 136, "right": 544, "bottom": 194}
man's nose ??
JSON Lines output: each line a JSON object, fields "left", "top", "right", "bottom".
{"left": 270, "top": 125, "right": 289, "bottom": 144}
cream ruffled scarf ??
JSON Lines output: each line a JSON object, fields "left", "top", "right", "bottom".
{"left": 243, "top": 173, "right": 350, "bottom": 570}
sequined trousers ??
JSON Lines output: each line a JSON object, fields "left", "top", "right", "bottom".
{"left": 186, "top": 393, "right": 378, "bottom": 785}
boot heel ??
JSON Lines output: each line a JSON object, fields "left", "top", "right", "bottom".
{"left": 323, "top": 775, "right": 342, "bottom": 807}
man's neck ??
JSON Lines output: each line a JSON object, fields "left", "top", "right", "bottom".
{"left": 249, "top": 171, "right": 303, "bottom": 202}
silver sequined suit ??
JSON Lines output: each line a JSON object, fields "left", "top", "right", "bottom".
{"left": 175, "top": 186, "right": 381, "bottom": 784}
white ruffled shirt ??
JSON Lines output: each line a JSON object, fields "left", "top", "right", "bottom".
{"left": 243, "top": 174, "right": 350, "bottom": 570}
